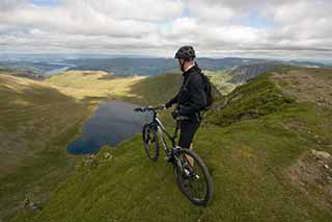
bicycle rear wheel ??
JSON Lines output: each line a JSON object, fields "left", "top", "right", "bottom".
{"left": 174, "top": 148, "right": 213, "bottom": 206}
{"left": 142, "top": 123, "right": 159, "bottom": 161}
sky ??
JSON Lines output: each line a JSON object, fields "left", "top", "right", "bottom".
{"left": 0, "top": 0, "right": 331, "bottom": 60}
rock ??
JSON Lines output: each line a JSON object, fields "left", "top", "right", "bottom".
{"left": 288, "top": 150, "right": 332, "bottom": 209}
{"left": 229, "top": 63, "right": 279, "bottom": 84}
{"left": 311, "top": 149, "right": 331, "bottom": 160}
{"left": 104, "top": 152, "right": 112, "bottom": 160}
{"left": 317, "top": 97, "right": 326, "bottom": 103}
{"left": 23, "top": 196, "right": 41, "bottom": 211}
{"left": 29, "top": 202, "right": 40, "bottom": 211}
{"left": 85, "top": 154, "right": 98, "bottom": 168}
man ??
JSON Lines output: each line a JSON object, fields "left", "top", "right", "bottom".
{"left": 165, "top": 45, "right": 207, "bottom": 150}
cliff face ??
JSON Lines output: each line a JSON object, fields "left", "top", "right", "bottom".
{"left": 229, "top": 62, "right": 279, "bottom": 84}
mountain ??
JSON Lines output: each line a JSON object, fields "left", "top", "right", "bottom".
{"left": 2, "top": 55, "right": 328, "bottom": 77}
{"left": 288, "top": 60, "right": 327, "bottom": 68}
{"left": 10, "top": 66, "right": 332, "bottom": 222}
{"left": 228, "top": 62, "right": 280, "bottom": 84}
{"left": 0, "top": 57, "right": 267, "bottom": 76}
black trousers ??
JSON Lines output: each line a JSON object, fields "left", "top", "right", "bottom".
{"left": 178, "top": 118, "right": 201, "bottom": 149}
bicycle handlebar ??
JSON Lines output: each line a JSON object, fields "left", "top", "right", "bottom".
{"left": 134, "top": 105, "right": 166, "bottom": 113}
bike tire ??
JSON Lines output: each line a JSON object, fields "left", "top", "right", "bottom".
{"left": 174, "top": 148, "right": 213, "bottom": 206}
{"left": 142, "top": 123, "right": 159, "bottom": 161}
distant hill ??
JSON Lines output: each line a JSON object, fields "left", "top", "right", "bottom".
{"left": 228, "top": 62, "right": 280, "bottom": 84}
{"left": 1, "top": 55, "right": 329, "bottom": 77}
{"left": 0, "top": 57, "right": 265, "bottom": 76}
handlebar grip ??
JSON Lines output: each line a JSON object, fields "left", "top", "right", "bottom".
{"left": 134, "top": 105, "right": 165, "bottom": 112}
{"left": 134, "top": 107, "right": 143, "bottom": 112}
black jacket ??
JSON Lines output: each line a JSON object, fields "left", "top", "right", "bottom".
{"left": 166, "top": 64, "right": 207, "bottom": 118}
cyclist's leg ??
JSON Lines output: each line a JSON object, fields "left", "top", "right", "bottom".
{"left": 178, "top": 119, "right": 200, "bottom": 166}
{"left": 178, "top": 120, "right": 199, "bottom": 148}
{"left": 186, "top": 143, "right": 194, "bottom": 166}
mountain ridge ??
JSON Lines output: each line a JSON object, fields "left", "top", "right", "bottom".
{"left": 1, "top": 57, "right": 329, "bottom": 77}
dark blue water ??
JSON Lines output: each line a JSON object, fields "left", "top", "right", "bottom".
{"left": 67, "top": 101, "right": 151, "bottom": 154}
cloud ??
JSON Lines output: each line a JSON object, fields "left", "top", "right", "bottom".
{"left": 0, "top": 0, "right": 331, "bottom": 60}
{"left": 0, "top": 0, "right": 27, "bottom": 11}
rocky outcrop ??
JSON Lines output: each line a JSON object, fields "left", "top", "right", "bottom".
{"left": 229, "top": 62, "right": 279, "bottom": 84}
{"left": 288, "top": 149, "right": 332, "bottom": 210}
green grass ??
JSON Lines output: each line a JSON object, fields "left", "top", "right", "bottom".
{"left": 115, "top": 72, "right": 182, "bottom": 105}
{"left": 115, "top": 72, "right": 183, "bottom": 126}
{"left": 0, "top": 73, "right": 94, "bottom": 221}
{"left": 206, "top": 74, "right": 295, "bottom": 127}
{"left": 44, "top": 70, "right": 145, "bottom": 100}
{"left": 11, "top": 69, "right": 332, "bottom": 222}
{"left": 12, "top": 106, "right": 332, "bottom": 222}
{"left": 205, "top": 70, "right": 237, "bottom": 95}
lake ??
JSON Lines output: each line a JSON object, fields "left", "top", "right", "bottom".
{"left": 67, "top": 101, "right": 151, "bottom": 154}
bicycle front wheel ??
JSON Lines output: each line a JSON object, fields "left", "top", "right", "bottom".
{"left": 174, "top": 148, "right": 213, "bottom": 206}
{"left": 142, "top": 123, "right": 159, "bottom": 161}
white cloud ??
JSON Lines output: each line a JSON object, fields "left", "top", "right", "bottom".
{"left": 0, "top": 0, "right": 331, "bottom": 60}
{"left": 186, "top": 0, "right": 235, "bottom": 24}
{"left": 80, "top": 0, "right": 184, "bottom": 22}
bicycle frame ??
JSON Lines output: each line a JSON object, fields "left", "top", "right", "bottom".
{"left": 135, "top": 105, "right": 213, "bottom": 206}
{"left": 149, "top": 110, "right": 179, "bottom": 156}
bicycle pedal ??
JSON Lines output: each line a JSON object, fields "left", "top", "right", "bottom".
{"left": 193, "top": 174, "right": 200, "bottom": 180}
{"left": 184, "top": 168, "right": 191, "bottom": 177}
{"left": 183, "top": 168, "right": 200, "bottom": 180}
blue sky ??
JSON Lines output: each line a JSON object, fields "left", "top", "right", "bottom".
{"left": 0, "top": 0, "right": 331, "bottom": 60}
{"left": 31, "top": 0, "right": 59, "bottom": 6}
{"left": 244, "top": 10, "right": 274, "bottom": 29}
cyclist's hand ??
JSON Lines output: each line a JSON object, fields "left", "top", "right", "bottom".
{"left": 171, "top": 110, "right": 179, "bottom": 119}
{"left": 165, "top": 101, "right": 172, "bottom": 109}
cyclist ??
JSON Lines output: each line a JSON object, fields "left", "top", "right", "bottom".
{"left": 164, "top": 46, "right": 207, "bottom": 152}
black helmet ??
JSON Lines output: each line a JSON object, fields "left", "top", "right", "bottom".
{"left": 174, "top": 45, "right": 195, "bottom": 60}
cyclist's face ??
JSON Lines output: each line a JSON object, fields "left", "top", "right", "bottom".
{"left": 178, "top": 59, "right": 185, "bottom": 72}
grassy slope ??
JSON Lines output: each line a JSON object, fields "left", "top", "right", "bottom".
{"left": 0, "top": 73, "right": 94, "bottom": 221}
{"left": 205, "top": 72, "right": 295, "bottom": 127}
{"left": 13, "top": 68, "right": 332, "bottom": 222}
{"left": 0, "top": 70, "right": 156, "bottom": 221}
{"left": 45, "top": 71, "right": 145, "bottom": 100}
{"left": 114, "top": 72, "right": 182, "bottom": 105}
{"left": 115, "top": 72, "right": 183, "bottom": 125}
{"left": 205, "top": 70, "right": 237, "bottom": 95}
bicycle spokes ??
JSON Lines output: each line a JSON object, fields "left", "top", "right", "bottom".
{"left": 183, "top": 157, "right": 205, "bottom": 190}
{"left": 175, "top": 149, "right": 213, "bottom": 205}
{"left": 142, "top": 124, "right": 159, "bottom": 161}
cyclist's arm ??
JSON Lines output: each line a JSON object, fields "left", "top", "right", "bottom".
{"left": 165, "top": 93, "right": 179, "bottom": 107}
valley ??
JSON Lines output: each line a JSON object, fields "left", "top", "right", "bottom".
{"left": 1, "top": 65, "right": 331, "bottom": 222}
{"left": 0, "top": 70, "right": 148, "bottom": 221}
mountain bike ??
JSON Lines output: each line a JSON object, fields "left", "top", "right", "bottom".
{"left": 134, "top": 105, "right": 213, "bottom": 206}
